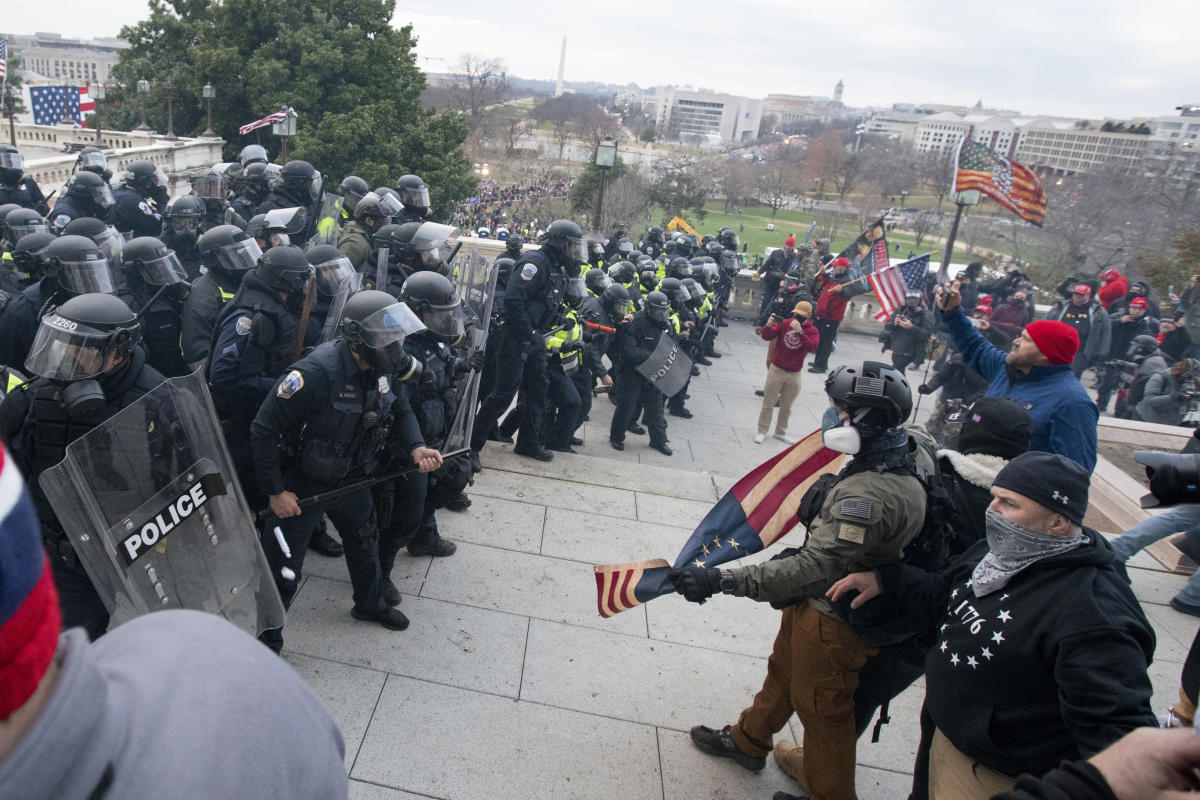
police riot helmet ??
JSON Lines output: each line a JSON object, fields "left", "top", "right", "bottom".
{"left": 505, "top": 234, "right": 524, "bottom": 257}
{"left": 41, "top": 235, "right": 116, "bottom": 295}
{"left": 718, "top": 228, "right": 739, "bottom": 250}
{"left": 647, "top": 225, "right": 664, "bottom": 241}
{"left": 0, "top": 144, "right": 23, "bottom": 185}
{"left": 4, "top": 208, "right": 49, "bottom": 241}
{"left": 584, "top": 268, "right": 611, "bottom": 295}
{"left": 65, "top": 171, "right": 115, "bottom": 211}
{"left": 122, "top": 159, "right": 165, "bottom": 194}
{"left": 306, "top": 244, "right": 358, "bottom": 298}
{"left": 699, "top": 261, "right": 719, "bottom": 289}
{"left": 75, "top": 147, "right": 110, "bottom": 180}
{"left": 340, "top": 289, "right": 426, "bottom": 377}
{"left": 242, "top": 162, "right": 272, "bottom": 198}
{"left": 25, "top": 293, "right": 141, "bottom": 382}
{"left": 667, "top": 257, "right": 692, "bottom": 281}
{"left": 705, "top": 241, "right": 725, "bottom": 260}
{"left": 0, "top": 204, "right": 21, "bottom": 229}
{"left": 638, "top": 264, "right": 659, "bottom": 290}
{"left": 11, "top": 231, "right": 58, "bottom": 281}
{"left": 63, "top": 217, "right": 124, "bottom": 267}
{"left": 662, "top": 239, "right": 681, "bottom": 257}
{"left": 281, "top": 160, "right": 321, "bottom": 203}
{"left": 198, "top": 224, "right": 261, "bottom": 275}
{"left": 123, "top": 236, "right": 187, "bottom": 286}
{"left": 375, "top": 221, "right": 456, "bottom": 273}
{"left": 493, "top": 256, "right": 515, "bottom": 287}
{"left": 398, "top": 271, "right": 465, "bottom": 342}
{"left": 825, "top": 361, "right": 912, "bottom": 429}
{"left": 602, "top": 282, "right": 630, "bottom": 315}
{"left": 540, "top": 219, "right": 588, "bottom": 271}
{"left": 608, "top": 260, "right": 636, "bottom": 285}
{"left": 659, "top": 276, "right": 689, "bottom": 306}
{"left": 1128, "top": 334, "right": 1160, "bottom": 360}
{"left": 681, "top": 277, "right": 705, "bottom": 302}
{"left": 238, "top": 144, "right": 269, "bottom": 167}
{"left": 255, "top": 245, "right": 315, "bottom": 293}
{"left": 645, "top": 291, "right": 670, "bottom": 324}
{"left": 338, "top": 176, "right": 369, "bottom": 214}
{"left": 394, "top": 174, "right": 430, "bottom": 213}
{"left": 355, "top": 190, "right": 401, "bottom": 228}
{"left": 616, "top": 237, "right": 634, "bottom": 256}
{"left": 564, "top": 276, "right": 587, "bottom": 309}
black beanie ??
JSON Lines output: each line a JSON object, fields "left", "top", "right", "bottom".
{"left": 956, "top": 397, "right": 1033, "bottom": 460}
{"left": 992, "top": 451, "right": 1090, "bottom": 526}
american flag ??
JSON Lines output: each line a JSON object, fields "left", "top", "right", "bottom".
{"left": 954, "top": 139, "right": 1047, "bottom": 227}
{"left": 78, "top": 86, "right": 94, "bottom": 114}
{"left": 867, "top": 254, "right": 931, "bottom": 321}
{"left": 0, "top": 38, "right": 7, "bottom": 82}
{"left": 239, "top": 107, "right": 295, "bottom": 136}
{"left": 30, "top": 86, "right": 83, "bottom": 126}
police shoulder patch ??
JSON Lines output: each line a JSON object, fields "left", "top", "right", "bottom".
{"left": 277, "top": 370, "right": 304, "bottom": 399}
{"left": 138, "top": 200, "right": 154, "bottom": 215}
{"left": 378, "top": 375, "right": 390, "bottom": 394}
{"left": 52, "top": 214, "right": 71, "bottom": 230}
{"left": 520, "top": 263, "right": 538, "bottom": 280}
{"left": 235, "top": 316, "right": 253, "bottom": 336}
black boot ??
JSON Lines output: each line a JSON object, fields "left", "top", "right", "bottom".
{"left": 308, "top": 524, "right": 344, "bottom": 557}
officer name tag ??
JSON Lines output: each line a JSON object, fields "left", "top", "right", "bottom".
{"left": 837, "top": 523, "right": 866, "bottom": 544}
{"left": 120, "top": 475, "right": 225, "bottom": 567}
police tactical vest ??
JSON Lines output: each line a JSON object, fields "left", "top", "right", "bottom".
{"left": 211, "top": 275, "right": 298, "bottom": 384}
{"left": 408, "top": 340, "right": 456, "bottom": 445}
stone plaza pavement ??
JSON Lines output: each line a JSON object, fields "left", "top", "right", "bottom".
{"left": 281, "top": 320, "right": 1199, "bottom": 800}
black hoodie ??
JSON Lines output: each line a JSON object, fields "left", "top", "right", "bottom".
{"left": 878, "top": 529, "right": 1156, "bottom": 777}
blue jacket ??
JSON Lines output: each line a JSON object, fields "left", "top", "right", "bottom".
{"left": 945, "top": 306, "right": 1098, "bottom": 472}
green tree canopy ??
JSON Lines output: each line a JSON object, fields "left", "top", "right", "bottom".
{"left": 101, "top": 0, "right": 475, "bottom": 220}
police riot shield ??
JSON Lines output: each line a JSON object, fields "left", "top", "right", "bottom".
{"left": 636, "top": 331, "right": 694, "bottom": 398}
{"left": 310, "top": 192, "right": 345, "bottom": 248}
{"left": 444, "top": 247, "right": 496, "bottom": 451}
{"left": 38, "top": 369, "right": 285, "bottom": 636}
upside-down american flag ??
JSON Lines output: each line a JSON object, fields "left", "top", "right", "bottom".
{"left": 867, "top": 254, "right": 932, "bottom": 321}
{"left": 239, "top": 107, "right": 295, "bottom": 136}
{"left": 593, "top": 429, "right": 843, "bottom": 617}
{"left": 954, "top": 139, "right": 1048, "bottom": 227}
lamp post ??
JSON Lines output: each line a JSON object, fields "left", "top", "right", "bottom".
{"left": 90, "top": 82, "right": 106, "bottom": 146}
{"left": 592, "top": 136, "right": 617, "bottom": 233}
{"left": 201, "top": 82, "right": 216, "bottom": 137}
{"left": 271, "top": 105, "right": 296, "bottom": 163}
{"left": 135, "top": 79, "right": 152, "bottom": 132}
{"left": 899, "top": 189, "right": 909, "bottom": 207}
{"left": 4, "top": 85, "right": 15, "bottom": 147}
{"left": 163, "top": 81, "right": 178, "bottom": 141}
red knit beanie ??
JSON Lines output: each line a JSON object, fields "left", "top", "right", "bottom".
{"left": 1024, "top": 320, "right": 1080, "bottom": 365}
{"left": 784, "top": 236, "right": 795, "bottom": 247}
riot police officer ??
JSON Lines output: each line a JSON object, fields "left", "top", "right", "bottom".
{"left": 119, "top": 236, "right": 190, "bottom": 377}
{"left": 48, "top": 172, "right": 114, "bottom": 232}
{"left": 0, "top": 145, "right": 49, "bottom": 213}
{"left": 62, "top": 216, "right": 125, "bottom": 270}
{"left": 0, "top": 293, "right": 165, "bottom": 638}
{"left": 609, "top": 291, "right": 673, "bottom": 455}
{"left": 181, "top": 225, "right": 261, "bottom": 368}
{"left": 2, "top": 207, "right": 50, "bottom": 252}
{"left": 0, "top": 235, "right": 117, "bottom": 370}
{"left": 542, "top": 276, "right": 588, "bottom": 452}
{"left": 251, "top": 290, "right": 440, "bottom": 648}
{"left": 394, "top": 174, "right": 431, "bottom": 223}
{"left": 580, "top": 281, "right": 630, "bottom": 418}
{"left": 368, "top": 221, "right": 457, "bottom": 297}
{"left": 470, "top": 219, "right": 586, "bottom": 465}
{"left": 338, "top": 190, "right": 401, "bottom": 270}
{"left": 640, "top": 226, "right": 665, "bottom": 259}
{"left": 232, "top": 162, "right": 272, "bottom": 223}
{"left": 110, "top": 160, "right": 168, "bottom": 238}
{"left": 504, "top": 233, "right": 525, "bottom": 261}
{"left": 338, "top": 175, "right": 369, "bottom": 226}
{"left": 208, "top": 245, "right": 313, "bottom": 509}
{"left": 238, "top": 144, "right": 269, "bottom": 168}
{"left": 305, "top": 244, "right": 359, "bottom": 339}
{"left": 258, "top": 160, "right": 321, "bottom": 245}
{"left": 161, "top": 195, "right": 206, "bottom": 279}
{"left": 2, "top": 230, "right": 55, "bottom": 298}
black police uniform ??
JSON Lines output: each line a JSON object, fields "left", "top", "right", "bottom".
{"left": 161, "top": 229, "right": 202, "bottom": 281}
{"left": 609, "top": 309, "right": 670, "bottom": 448}
{"left": 48, "top": 195, "right": 108, "bottom": 234}
{"left": 180, "top": 269, "right": 243, "bottom": 367}
{"left": 0, "top": 278, "right": 69, "bottom": 370}
{"left": 0, "top": 347, "right": 165, "bottom": 638}
{"left": 394, "top": 207, "right": 426, "bottom": 225}
{"left": 470, "top": 249, "right": 565, "bottom": 454}
{"left": 232, "top": 192, "right": 263, "bottom": 223}
{"left": 111, "top": 186, "right": 163, "bottom": 238}
{"left": 250, "top": 339, "right": 425, "bottom": 651}
{"left": 0, "top": 176, "right": 48, "bottom": 213}
{"left": 255, "top": 185, "right": 311, "bottom": 216}
{"left": 120, "top": 282, "right": 189, "bottom": 377}
{"left": 579, "top": 295, "right": 620, "bottom": 428}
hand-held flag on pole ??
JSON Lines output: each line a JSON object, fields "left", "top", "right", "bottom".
{"left": 868, "top": 254, "right": 932, "bottom": 321}
{"left": 953, "top": 139, "right": 1048, "bottom": 227}
{"left": 593, "top": 429, "right": 843, "bottom": 617}
{"left": 239, "top": 107, "right": 296, "bottom": 136}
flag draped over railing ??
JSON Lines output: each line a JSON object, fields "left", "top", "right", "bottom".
{"left": 867, "top": 253, "right": 932, "bottom": 320}
{"left": 239, "top": 106, "right": 295, "bottom": 136}
{"left": 953, "top": 139, "right": 1048, "bottom": 226}
{"left": 593, "top": 429, "right": 843, "bottom": 618}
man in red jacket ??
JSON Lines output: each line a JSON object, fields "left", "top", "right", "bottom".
{"left": 808, "top": 257, "right": 860, "bottom": 373}
{"left": 1098, "top": 269, "right": 1127, "bottom": 311}
{"left": 756, "top": 300, "right": 819, "bottom": 443}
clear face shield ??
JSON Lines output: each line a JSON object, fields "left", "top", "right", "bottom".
{"left": 25, "top": 316, "right": 119, "bottom": 381}
{"left": 398, "top": 184, "right": 430, "bottom": 209}
{"left": 8, "top": 218, "right": 49, "bottom": 240}
{"left": 669, "top": 285, "right": 690, "bottom": 305}
{"left": 565, "top": 235, "right": 589, "bottom": 268}
{"left": 687, "top": 282, "right": 705, "bottom": 301}
{"left": 0, "top": 150, "right": 23, "bottom": 170}
{"left": 646, "top": 302, "right": 669, "bottom": 324}
{"left": 137, "top": 250, "right": 187, "bottom": 286}
{"left": 410, "top": 222, "right": 458, "bottom": 270}
{"left": 263, "top": 163, "right": 283, "bottom": 190}
{"left": 91, "top": 183, "right": 116, "bottom": 211}
{"left": 53, "top": 251, "right": 115, "bottom": 295}
{"left": 314, "top": 255, "right": 358, "bottom": 297}
{"left": 239, "top": 144, "right": 268, "bottom": 166}
{"left": 264, "top": 207, "right": 308, "bottom": 237}
{"left": 564, "top": 276, "right": 587, "bottom": 308}
{"left": 421, "top": 297, "right": 466, "bottom": 342}
{"left": 191, "top": 173, "right": 228, "bottom": 199}
{"left": 92, "top": 226, "right": 125, "bottom": 267}
{"left": 168, "top": 212, "right": 202, "bottom": 239}
{"left": 309, "top": 170, "right": 323, "bottom": 204}
{"left": 215, "top": 238, "right": 262, "bottom": 273}
{"left": 78, "top": 150, "right": 107, "bottom": 172}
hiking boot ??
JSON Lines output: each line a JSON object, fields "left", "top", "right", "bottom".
{"left": 351, "top": 605, "right": 409, "bottom": 631}
{"left": 382, "top": 579, "right": 402, "bottom": 607}
{"left": 708, "top": 351, "right": 722, "bottom": 358}
{"left": 696, "top": 355, "right": 713, "bottom": 366}
{"left": 408, "top": 536, "right": 457, "bottom": 558}
{"left": 773, "top": 740, "right": 808, "bottom": 791}
{"left": 689, "top": 725, "right": 765, "bottom": 772}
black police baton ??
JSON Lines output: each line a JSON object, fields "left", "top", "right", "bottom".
{"left": 256, "top": 446, "right": 471, "bottom": 521}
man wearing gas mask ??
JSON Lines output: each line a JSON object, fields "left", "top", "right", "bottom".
{"left": 118, "top": 236, "right": 192, "bottom": 378}
{"left": 367, "top": 220, "right": 457, "bottom": 298}
{"left": 0, "top": 293, "right": 165, "bottom": 639}
{"left": 671, "top": 361, "right": 925, "bottom": 800}
{"left": 161, "top": 195, "right": 206, "bottom": 279}
{"left": 251, "top": 290, "right": 441, "bottom": 650}
{"left": 111, "top": 160, "right": 169, "bottom": 239}
{"left": 48, "top": 172, "right": 115, "bottom": 233}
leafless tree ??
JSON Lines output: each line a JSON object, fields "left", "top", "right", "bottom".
{"left": 448, "top": 53, "right": 508, "bottom": 135}
{"left": 907, "top": 211, "right": 941, "bottom": 250}
{"left": 720, "top": 158, "right": 754, "bottom": 212}
{"left": 755, "top": 147, "right": 803, "bottom": 219}
{"left": 920, "top": 147, "right": 957, "bottom": 209}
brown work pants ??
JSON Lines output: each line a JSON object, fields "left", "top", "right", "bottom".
{"left": 730, "top": 603, "right": 877, "bottom": 800}
{"left": 928, "top": 729, "right": 1016, "bottom": 799}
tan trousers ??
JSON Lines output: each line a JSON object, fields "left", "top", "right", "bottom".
{"left": 929, "top": 728, "right": 1016, "bottom": 800}
{"left": 730, "top": 604, "right": 876, "bottom": 800}
{"left": 759, "top": 363, "right": 802, "bottom": 435}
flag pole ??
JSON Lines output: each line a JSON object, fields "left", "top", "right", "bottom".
{"left": 938, "top": 202, "right": 965, "bottom": 283}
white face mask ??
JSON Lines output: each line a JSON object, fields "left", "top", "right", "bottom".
{"left": 820, "top": 405, "right": 862, "bottom": 454}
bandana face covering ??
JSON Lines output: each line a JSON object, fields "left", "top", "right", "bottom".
{"left": 970, "top": 509, "right": 1086, "bottom": 597}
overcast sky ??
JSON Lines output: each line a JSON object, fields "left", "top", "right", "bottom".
{"left": 7, "top": 0, "right": 1198, "bottom": 120}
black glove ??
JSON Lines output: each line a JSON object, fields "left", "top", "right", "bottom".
{"left": 562, "top": 317, "right": 577, "bottom": 332}
{"left": 668, "top": 566, "right": 721, "bottom": 604}
{"left": 1173, "top": 392, "right": 1188, "bottom": 403}
{"left": 917, "top": 383, "right": 932, "bottom": 395}
{"left": 562, "top": 340, "right": 583, "bottom": 353}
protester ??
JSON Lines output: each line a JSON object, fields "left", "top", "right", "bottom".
{"left": 1046, "top": 284, "right": 1111, "bottom": 378}
{"left": 1134, "top": 358, "right": 1200, "bottom": 426}
{"left": 1097, "top": 268, "right": 1128, "bottom": 311}
{"left": 989, "top": 290, "right": 1030, "bottom": 340}
{"left": 755, "top": 300, "right": 818, "bottom": 444}
{"left": 881, "top": 290, "right": 935, "bottom": 372}
{"left": 809, "top": 257, "right": 861, "bottom": 373}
